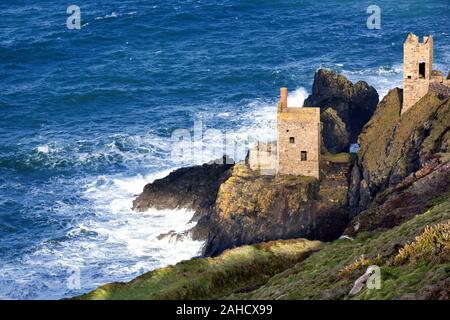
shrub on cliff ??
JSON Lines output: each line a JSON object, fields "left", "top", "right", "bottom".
{"left": 394, "top": 221, "right": 450, "bottom": 265}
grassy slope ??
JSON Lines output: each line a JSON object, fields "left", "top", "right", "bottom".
{"left": 230, "top": 197, "right": 449, "bottom": 300}
{"left": 76, "top": 239, "right": 322, "bottom": 300}
{"left": 77, "top": 197, "right": 448, "bottom": 300}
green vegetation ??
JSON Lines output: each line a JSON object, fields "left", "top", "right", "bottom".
{"left": 76, "top": 197, "right": 449, "bottom": 300}
{"left": 394, "top": 221, "right": 449, "bottom": 265}
{"left": 76, "top": 238, "right": 322, "bottom": 300}
{"left": 321, "top": 152, "right": 351, "bottom": 163}
{"left": 358, "top": 90, "right": 447, "bottom": 186}
{"left": 230, "top": 197, "right": 450, "bottom": 300}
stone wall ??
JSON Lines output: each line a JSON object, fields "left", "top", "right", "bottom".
{"left": 402, "top": 34, "right": 433, "bottom": 114}
{"left": 277, "top": 106, "right": 320, "bottom": 178}
{"left": 248, "top": 141, "right": 277, "bottom": 175}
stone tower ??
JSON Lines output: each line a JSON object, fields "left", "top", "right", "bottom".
{"left": 403, "top": 33, "right": 433, "bottom": 114}
{"left": 277, "top": 88, "right": 320, "bottom": 179}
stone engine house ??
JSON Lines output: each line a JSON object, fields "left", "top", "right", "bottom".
{"left": 403, "top": 33, "right": 450, "bottom": 114}
{"left": 277, "top": 88, "right": 321, "bottom": 179}
{"left": 248, "top": 88, "right": 321, "bottom": 178}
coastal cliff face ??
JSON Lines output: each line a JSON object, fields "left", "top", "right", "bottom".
{"left": 132, "top": 154, "right": 350, "bottom": 257}
{"left": 130, "top": 82, "right": 449, "bottom": 258}
{"left": 347, "top": 89, "right": 450, "bottom": 234}
{"left": 132, "top": 159, "right": 234, "bottom": 220}
{"left": 198, "top": 156, "right": 350, "bottom": 256}
{"left": 79, "top": 79, "right": 450, "bottom": 300}
{"left": 304, "top": 69, "right": 379, "bottom": 152}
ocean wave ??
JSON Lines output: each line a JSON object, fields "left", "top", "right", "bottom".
{"left": 95, "top": 12, "right": 118, "bottom": 20}
{"left": 94, "top": 11, "right": 137, "bottom": 21}
{"left": 0, "top": 169, "right": 203, "bottom": 299}
{"left": 287, "top": 87, "right": 309, "bottom": 107}
{"left": 342, "top": 64, "right": 403, "bottom": 98}
{"left": 0, "top": 133, "right": 172, "bottom": 173}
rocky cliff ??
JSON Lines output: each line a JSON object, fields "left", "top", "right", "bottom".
{"left": 132, "top": 153, "right": 350, "bottom": 256}
{"left": 81, "top": 75, "right": 450, "bottom": 300}
{"left": 198, "top": 155, "right": 350, "bottom": 256}
{"left": 346, "top": 89, "right": 450, "bottom": 235}
{"left": 304, "top": 69, "right": 379, "bottom": 152}
{"left": 132, "top": 157, "right": 234, "bottom": 221}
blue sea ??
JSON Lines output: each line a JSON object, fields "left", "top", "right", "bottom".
{"left": 0, "top": 0, "right": 449, "bottom": 299}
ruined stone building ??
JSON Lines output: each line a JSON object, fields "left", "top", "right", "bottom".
{"left": 248, "top": 88, "right": 321, "bottom": 179}
{"left": 277, "top": 88, "right": 321, "bottom": 179}
{"left": 403, "top": 33, "right": 450, "bottom": 114}
{"left": 248, "top": 141, "right": 277, "bottom": 176}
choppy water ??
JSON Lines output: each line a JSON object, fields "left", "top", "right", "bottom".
{"left": 0, "top": 0, "right": 449, "bottom": 299}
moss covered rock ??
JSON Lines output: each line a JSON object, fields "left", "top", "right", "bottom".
{"left": 198, "top": 157, "right": 350, "bottom": 256}
{"left": 348, "top": 89, "right": 450, "bottom": 233}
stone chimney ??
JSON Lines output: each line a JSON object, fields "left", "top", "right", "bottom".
{"left": 280, "top": 87, "right": 287, "bottom": 111}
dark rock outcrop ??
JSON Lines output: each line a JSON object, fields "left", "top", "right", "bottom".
{"left": 132, "top": 157, "right": 234, "bottom": 220}
{"left": 346, "top": 160, "right": 450, "bottom": 236}
{"left": 321, "top": 108, "right": 349, "bottom": 153}
{"left": 304, "top": 69, "right": 379, "bottom": 151}
{"left": 198, "top": 157, "right": 350, "bottom": 256}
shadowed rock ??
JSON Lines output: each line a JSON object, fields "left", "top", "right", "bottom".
{"left": 132, "top": 156, "right": 234, "bottom": 221}
{"left": 304, "top": 69, "right": 379, "bottom": 151}
{"left": 346, "top": 89, "right": 450, "bottom": 234}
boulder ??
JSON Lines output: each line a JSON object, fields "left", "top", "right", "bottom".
{"left": 132, "top": 157, "right": 234, "bottom": 220}
{"left": 304, "top": 69, "right": 379, "bottom": 151}
{"left": 321, "top": 108, "right": 349, "bottom": 153}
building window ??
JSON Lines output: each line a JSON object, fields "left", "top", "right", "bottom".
{"left": 301, "top": 151, "right": 307, "bottom": 161}
{"left": 419, "top": 62, "right": 426, "bottom": 78}
{"left": 289, "top": 137, "right": 295, "bottom": 143}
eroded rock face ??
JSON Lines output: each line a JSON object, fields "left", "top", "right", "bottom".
{"left": 304, "top": 69, "right": 379, "bottom": 151}
{"left": 197, "top": 159, "right": 350, "bottom": 256}
{"left": 321, "top": 108, "right": 349, "bottom": 153}
{"left": 132, "top": 159, "right": 234, "bottom": 220}
{"left": 346, "top": 89, "right": 450, "bottom": 234}
{"left": 346, "top": 160, "right": 450, "bottom": 236}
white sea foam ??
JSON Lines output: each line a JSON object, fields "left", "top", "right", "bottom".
{"left": 0, "top": 168, "right": 203, "bottom": 299}
{"left": 95, "top": 12, "right": 118, "bottom": 20}
{"left": 343, "top": 64, "right": 403, "bottom": 98}
{"left": 37, "top": 144, "right": 50, "bottom": 154}
{"left": 287, "top": 87, "right": 308, "bottom": 107}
